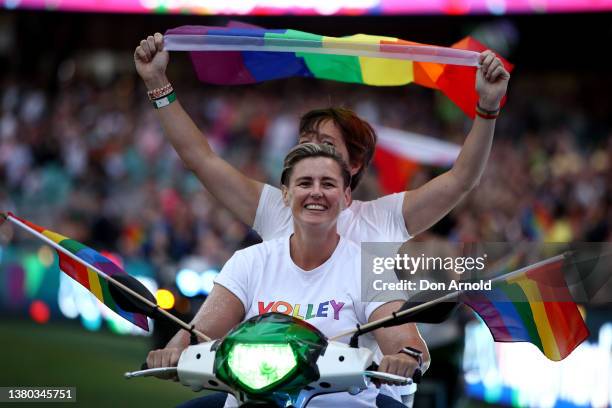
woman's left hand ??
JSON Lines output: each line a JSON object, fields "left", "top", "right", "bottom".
{"left": 476, "top": 50, "right": 511, "bottom": 111}
{"left": 375, "top": 353, "right": 420, "bottom": 385}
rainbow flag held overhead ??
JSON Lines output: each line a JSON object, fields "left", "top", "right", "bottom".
{"left": 463, "top": 256, "right": 589, "bottom": 361}
{"left": 163, "top": 22, "right": 513, "bottom": 118}
{"left": 5, "top": 213, "right": 149, "bottom": 331}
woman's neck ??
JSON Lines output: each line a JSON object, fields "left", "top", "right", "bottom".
{"left": 289, "top": 226, "right": 340, "bottom": 271}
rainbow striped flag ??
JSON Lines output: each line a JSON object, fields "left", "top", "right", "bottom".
{"left": 6, "top": 213, "right": 149, "bottom": 331}
{"left": 163, "top": 22, "right": 513, "bottom": 118}
{"left": 463, "top": 256, "right": 589, "bottom": 361}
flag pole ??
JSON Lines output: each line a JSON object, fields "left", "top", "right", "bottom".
{"left": 489, "top": 253, "right": 567, "bottom": 284}
{"left": 330, "top": 252, "right": 569, "bottom": 342}
{"left": 329, "top": 291, "right": 460, "bottom": 341}
{"left": 4, "top": 213, "right": 210, "bottom": 342}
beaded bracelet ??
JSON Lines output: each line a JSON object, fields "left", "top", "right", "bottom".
{"left": 147, "top": 83, "right": 173, "bottom": 101}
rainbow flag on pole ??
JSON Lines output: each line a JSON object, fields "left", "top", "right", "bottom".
{"left": 463, "top": 255, "right": 589, "bottom": 361}
{"left": 163, "top": 22, "right": 513, "bottom": 118}
{"left": 5, "top": 213, "right": 149, "bottom": 331}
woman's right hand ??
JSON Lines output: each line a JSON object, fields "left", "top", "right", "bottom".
{"left": 134, "top": 32, "right": 170, "bottom": 89}
{"left": 146, "top": 347, "right": 183, "bottom": 380}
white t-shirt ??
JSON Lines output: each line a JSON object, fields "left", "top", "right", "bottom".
{"left": 215, "top": 236, "right": 402, "bottom": 408}
{"left": 252, "top": 184, "right": 415, "bottom": 403}
{"left": 253, "top": 184, "right": 412, "bottom": 243}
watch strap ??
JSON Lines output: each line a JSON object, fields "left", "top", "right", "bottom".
{"left": 398, "top": 346, "right": 423, "bottom": 365}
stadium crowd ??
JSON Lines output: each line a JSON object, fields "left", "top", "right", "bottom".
{"left": 1, "top": 61, "right": 610, "bottom": 283}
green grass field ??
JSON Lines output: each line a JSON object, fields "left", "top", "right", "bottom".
{"left": 0, "top": 320, "right": 199, "bottom": 407}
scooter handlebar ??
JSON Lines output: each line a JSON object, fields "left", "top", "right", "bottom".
{"left": 124, "top": 367, "right": 177, "bottom": 379}
{"left": 366, "top": 362, "right": 421, "bottom": 384}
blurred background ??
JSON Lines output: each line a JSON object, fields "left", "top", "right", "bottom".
{"left": 0, "top": 1, "right": 611, "bottom": 407}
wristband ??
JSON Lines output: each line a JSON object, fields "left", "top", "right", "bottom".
{"left": 152, "top": 91, "right": 176, "bottom": 109}
{"left": 475, "top": 103, "right": 500, "bottom": 120}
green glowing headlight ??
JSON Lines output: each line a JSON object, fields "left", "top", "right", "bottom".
{"left": 214, "top": 313, "right": 328, "bottom": 400}
{"left": 228, "top": 343, "right": 298, "bottom": 391}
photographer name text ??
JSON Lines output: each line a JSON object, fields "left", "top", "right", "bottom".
{"left": 372, "top": 279, "right": 492, "bottom": 291}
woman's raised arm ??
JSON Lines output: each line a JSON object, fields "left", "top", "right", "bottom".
{"left": 134, "top": 33, "right": 264, "bottom": 226}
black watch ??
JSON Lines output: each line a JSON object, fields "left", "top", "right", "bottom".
{"left": 398, "top": 346, "right": 423, "bottom": 366}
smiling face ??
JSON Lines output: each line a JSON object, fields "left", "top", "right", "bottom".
{"left": 282, "top": 156, "right": 351, "bottom": 231}
{"left": 298, "top": 120, "right": 361, "bottom": 180}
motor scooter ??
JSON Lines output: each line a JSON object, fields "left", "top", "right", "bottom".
{"left": 113, "top": 273, "right": 457, "bottom": 407}
{"left": 126, "top": 312, "right": 418, "bottom": 407}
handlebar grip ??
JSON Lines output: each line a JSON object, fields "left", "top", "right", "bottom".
{"left": 141, "top": 362, "right": 148, "bottom": 370}
{"left": 367, "top": 362, "right": 421, "bottom": 384}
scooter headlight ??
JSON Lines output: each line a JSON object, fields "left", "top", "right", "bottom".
{"left": 227, "top": 343, "right": 297, "bottom": 391}
{"left": 215, "top": 313, "right": 328, "bottom": 398}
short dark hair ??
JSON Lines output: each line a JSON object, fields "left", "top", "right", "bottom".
{"left": 281, "top": 143, "right": 351, "bottom": 189}
{"left": 299, "top": 107, "right": 377, "bottom": 191}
